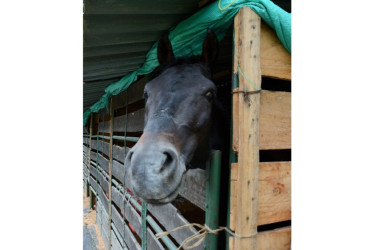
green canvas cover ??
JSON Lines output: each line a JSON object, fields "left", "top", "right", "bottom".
{"left": 83, "top": 0, "right": 291, "bottom": 126}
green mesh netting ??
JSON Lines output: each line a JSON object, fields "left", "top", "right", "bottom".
{"left": 83, "top": 0, "right": 291, "bottom": 126}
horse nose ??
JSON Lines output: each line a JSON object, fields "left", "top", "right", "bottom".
{"left": 125, "top": 142, "right": 179, "bottom": 178}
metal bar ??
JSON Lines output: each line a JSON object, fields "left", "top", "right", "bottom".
{"left": 141, "top": 201, "right": 147, "bottom": 250}
{"left": 205, "top": 150, "right": 222, "bottom": 250}
{"left": 146, "top": 214, "right": 177, "bottom": 250}
{"left": 112, "top": 135, "right": 140, "bottom": 142}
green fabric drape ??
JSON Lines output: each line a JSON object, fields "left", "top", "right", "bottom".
{"left": 83, "top": 0, "right": 291, "bottom": 126}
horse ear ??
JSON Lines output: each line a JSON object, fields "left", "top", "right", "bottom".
{"left": 157, "top": 32, "right": 174, "bottom": 65}
{"left": 202, "top": 28, "right": 219, "bottom": 65}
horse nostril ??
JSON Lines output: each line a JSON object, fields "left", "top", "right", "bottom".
{"left": 125, "top": 150, "right": 134, "bottom": 167}
{"left": 158, "top": 150, "right": 176, "bottom": 174}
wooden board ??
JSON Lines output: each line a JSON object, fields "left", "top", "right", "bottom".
{"left": 113, "top": 108, "right": 145, "bottom": 132}
{"left": 98, "top": 120, "right": 110, "bottom": 133}
{"left": 111, "top": 186, "right": 142, "bottom": 237}
{"left": 260, "top": 22, "right": 291, "bottom": 81}
{"left": 111, "top": 203, "right": 142, "bottom": 240}
{"left": 179, "top": 169, "right": 206, "bottom": 211}
{"left": 234, "top": 8, "right": 261, "bottom": 250}
{"left": 96, "top": 140, "right": 110, "bottom": 157}
{"left": 147, "top": 227, "right": 165, "bottom": 250}
{"left": 112, "top": 144, "right": 129, "bottom": 163}
{"left": 230, "top": 162, "right": 291, "bottom": 228}
{"left": 97, "top": 153, "right": 109, "bottom": 174}
{"left": 112, "top": 219, "right": 141, "bottom": 250}
{"left": 257, "top": 226, "right": 291, "bottom": 250}
{"left": 112, "top": 76, "right": 147, "bottom": 109}
{"left": 259, "top": 90, "right": 291, "bottom": 150}
{"left": 233, "top": 90, "right": 291, "bottom": 152}
{"left": 147, "top": 203, "right": 201, "bottom": 248}
{"left": 112, "top": 159, "right": 132, "bottom": 189}
{"left": 91, "top": 139, "right": 97, "bottom": 150}
{"left": 111, "top": 230, "right": 126, "bottom": 250}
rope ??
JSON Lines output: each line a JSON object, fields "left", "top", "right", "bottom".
{"left": 218, "top": 0, "right": 237, "bottom": 11}
{"left": 156, "top": 223, "right": 257, "bottom": 250}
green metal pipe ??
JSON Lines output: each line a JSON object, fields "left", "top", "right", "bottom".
{"left": 141, "top": 201, "right": 148, "bottom": 250}
{"left": 112, "top": 135, "right": 139, "bottom": 142}
{"left": 205, "top": 150, "right": 222, "bottom": 250}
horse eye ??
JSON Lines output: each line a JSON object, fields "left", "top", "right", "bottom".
{"left": 143, "top": 91, "right": 148, "bottom": 100}
{"left": 204, "top": 90, "right": 215, "bottom": 102}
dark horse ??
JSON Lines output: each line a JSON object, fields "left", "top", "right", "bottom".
{"left": 125, "top": 29, "right": 229, "bottom": 206}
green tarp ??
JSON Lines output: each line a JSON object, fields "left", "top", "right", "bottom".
{"left": 83, "top": 0, "right": 291, "bottom": 126}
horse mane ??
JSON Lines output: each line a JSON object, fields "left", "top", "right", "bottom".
{"left": 150, "top": 56, "right": 212, "bottom": 80}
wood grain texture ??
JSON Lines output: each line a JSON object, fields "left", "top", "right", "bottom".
{"left": 112, "top": 159, "right": 132, "bottom": 190}
{"left": 258, "top": 162, "right": 291, "bottom": 225}
{"left": 234, "top": 8, "right": 261, "bottom": 250}
{"left": 112, "top": 76, "right": 147, "bottom": 109}
{"left": 260, "top": 22, "right": 291, "bottom": 80}
{"left": 257, "top": 226, "right": 291, "bottom": 250}
{"left": 112, "top": 144, "right": 129, "bottom": 163}
{"left": 233, "top": 90, "right": 291, "bottom": 152}
{"left": 111, "top": 230, "right": 124, "bottom": 250}
{"left": 97, "top": 153, "right": 109, "bottom": 174}
{"left": 179, "top": 168, "right": 206, "bottom": 210}
{"left": 147, "top": 227, "right": 165, "bottom": 250}
{"left": 111, "top": 203, "right": 142, "bottom": 240}
{"left": 113, "top": 108, "right": 145, "bottom": 132}
{"left": 111, "top": 186, "right": 142, "bottom": 237}
{"left": 147, "top": 203, "right": 201, "bottom": 248}
{"left": 259, "top": 90, "right": 291, "bottom": 150}
{"left": 230, "top": 162, "right": 291, "bottom": 226}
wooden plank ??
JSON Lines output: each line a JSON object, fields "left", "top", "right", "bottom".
{"left": 258, "top": 162, "right": 291, "bottom": 225}
{"left": 89, "top": 175, "right": 98, "bottom": 193}
{"left": 91, "top": 139, "right": 97, "bottom": 150}
{"left": 112, "top": 203, "right": 142, "bottom": 240}
{"left": 112, "top": 144, "right": 129, "bottom": 163}
{"left": 112, "top": 159, "right": 132, "bottom": 189}
{"left": 98, "top": 184, "right": 109, "bottom": 215}
{"left": 111, "top": 230, "right": 125, "bottom": 250}
{"left": 259, "top": 90, "right": 291, "bottom": 150}
{"left": 113, "top": 108, "right": 145, "bottom": 132}
{"left": 147, "top": 203, "right": 201, "bottom": 248}
{"left": 111, "top": 187, "right": 142, "bottom": 237}
{"left": 98, "top": 120, "right": 110, "bottom": 133}
{"left": 230, "top": 162, "right": 291, "bottom": 227}
{"left": 97, "top": 153, "right": 109, "bottom": 173}
{"left": 179, "top": 169, "right": 206, "bottom": 211}
{"left": 112, "top": 76, "right": 147, "bottom": 109}
{"left": 96, "top": 140, "right": 110, "bottom": 157}
{"left": 257, "top": 226, "right": 291, "bottom": 250}
{"left": 111, "top": 213, "right": 142, "bottom": 250}
{"left": 90, "top": 152, "right": 97, "bottom": 163}
{"left": 147, "top": 227, "right": 165, "bottom": 250}
{"left": 260, "top": 22, "right": 291, "bottom": 80}
{"left": 233, "top": 90, "right": 291, "bottom": 152}
{"left": 234, "top": 8, "right": 261, "bottom": 250}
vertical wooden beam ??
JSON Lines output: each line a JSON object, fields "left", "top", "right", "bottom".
{"left": 108, "top": 98, "right": 114, "bottom": 248}
{"left": 234, "top": 7, "right": 262, "bottom": 250}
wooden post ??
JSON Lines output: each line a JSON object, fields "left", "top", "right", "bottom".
{"left": 233, "top": 7, "right": 261, "bottom": 250}
{"left": 108, "top": 98, "right": 114, "bottom": 248}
